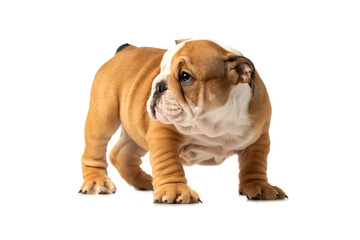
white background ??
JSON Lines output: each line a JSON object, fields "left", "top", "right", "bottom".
{"left": 1, "top": 0, "right": 359, "bottom": 239}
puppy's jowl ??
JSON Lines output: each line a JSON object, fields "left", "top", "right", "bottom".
{"left": 79, "top": 39, "right": 287, "bottom": 203}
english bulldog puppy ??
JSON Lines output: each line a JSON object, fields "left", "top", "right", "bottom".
{"left": 79, "top": 39, "right": 287, "bottom": 203}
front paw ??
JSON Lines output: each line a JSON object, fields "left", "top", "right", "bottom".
{"left": 239, "top": 181, "right": 287, "bottom": 200}
{"left": 79, "top": 175, "right": 116, "bottom": 194}
{"left": 153, "top": 183, "right": 201, "bottom": 204}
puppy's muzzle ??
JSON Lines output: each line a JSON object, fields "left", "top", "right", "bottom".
{"left": 150, "top": 81, "right": 168, "bottom": 117}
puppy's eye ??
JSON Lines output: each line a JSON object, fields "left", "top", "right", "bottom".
{"left": 179, "top": 71, "right": 194, "bottom": 85}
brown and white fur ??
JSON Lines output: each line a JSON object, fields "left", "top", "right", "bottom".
{"left": 79, "top": 39, "right": 287, "bottom": 203}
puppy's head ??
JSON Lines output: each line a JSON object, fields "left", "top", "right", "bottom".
{"left": 146, "top": 39, "right": 255, "bottom": 125}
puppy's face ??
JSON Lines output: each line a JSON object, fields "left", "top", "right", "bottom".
{"left": 146, "top": 40, "right": 254, "bottom": 125}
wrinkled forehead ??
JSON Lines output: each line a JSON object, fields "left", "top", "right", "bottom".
{"left": 160, "top": 39, "right": 243, "bottom": 74}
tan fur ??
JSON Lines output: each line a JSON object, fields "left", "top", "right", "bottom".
{"left": 79, "top": 41, "right": 286, "bottom": 202}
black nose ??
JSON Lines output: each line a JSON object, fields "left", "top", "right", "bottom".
{"left": 153, "top": 81, "right": 167, "bottom": 99}
{"left": 156, "top": 81, "right": 167, "bottom": 94}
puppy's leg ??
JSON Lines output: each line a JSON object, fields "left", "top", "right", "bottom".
{"left": 110, "top": 127, "right": 153, "bottom": 190}
{"left": 147, "top": 125, "right": 200, "bottom": 204}
{"left": 79, "top": 76, "right": 120, "bottom": 194}
{"left": 238, "top": 132, "right": 286, "bottom": 200}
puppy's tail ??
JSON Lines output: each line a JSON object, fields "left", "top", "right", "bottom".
{"left": 115, "top": 43, "right": 131, "bottom": 55}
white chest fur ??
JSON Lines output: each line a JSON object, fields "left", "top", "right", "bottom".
{"left": 175, "top": 84, "right": 253, "bottom": 165}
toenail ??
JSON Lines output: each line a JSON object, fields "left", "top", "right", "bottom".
{"left": 251, "top": 194, "right": 260, "bottom": 200}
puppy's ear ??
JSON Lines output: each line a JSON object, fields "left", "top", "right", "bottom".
{"left": 175, "top": 38, "right": 191, "bottom": 45}
{"left": 226, "top": 56, "right": 255, "bottom": 84}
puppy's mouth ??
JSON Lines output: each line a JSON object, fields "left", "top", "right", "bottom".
{"left": 149, "top": 97, "right": 185, "bottom": 124}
